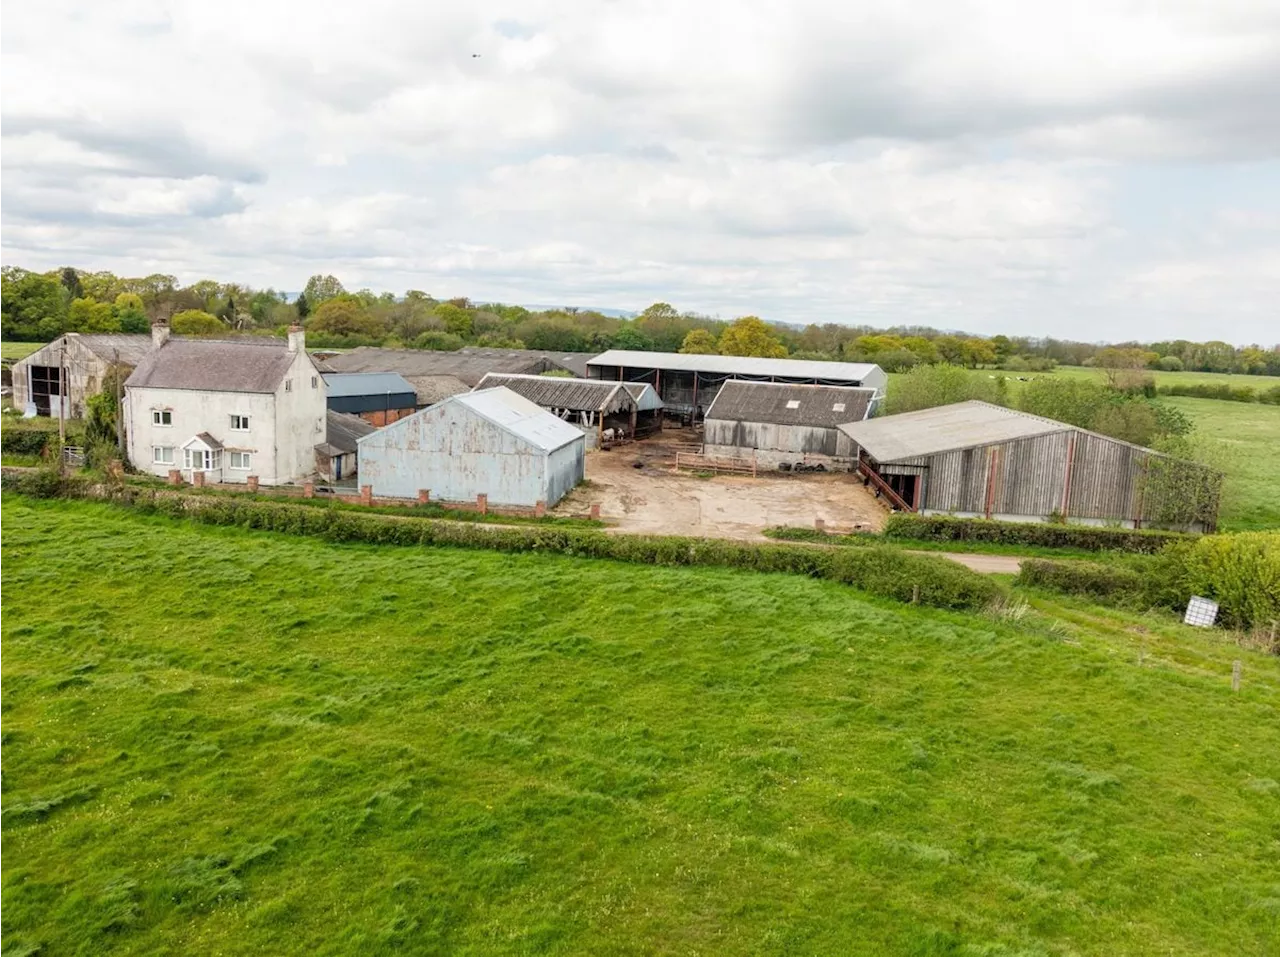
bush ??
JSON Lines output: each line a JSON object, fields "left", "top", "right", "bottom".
{"left": 1157, "top": 383, "right": 1261, "bottom": 403}
{"left": 0, "top": 467, "right": 89, "bottom": 498}
{"left": 1176, "top": 531, "right": 1280, "bottom": 631}
{"left": 1, "top": 429, "right": 53, "bottom": 456}
{"left": 12, "top": 487, "right": 1003, "bottom": 611}
{"left": 885, "top": 513, "right": 1188, "bottom": 554}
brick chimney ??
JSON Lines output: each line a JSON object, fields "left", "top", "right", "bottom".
{"left": 151, "top": 318, "right": 171, "bottom": 349}
{"left": 287, "top": 323, "right": 305, "bottom": 353}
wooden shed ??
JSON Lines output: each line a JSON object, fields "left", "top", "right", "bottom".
{"left": 839, "top": 401, "right": 1221, "bottom": 531}
{"left": 703, "top": 381, "right": 877, "bottom": 468}
{"left": 12, "top": 333, "right": 152, "bottom": 418}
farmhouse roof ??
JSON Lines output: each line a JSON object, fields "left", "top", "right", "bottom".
{"left": 704, "top": 380, "right": 876, "bottom": 428}
{"left": 126, "top": 338, "right": 299, "bottom": 393}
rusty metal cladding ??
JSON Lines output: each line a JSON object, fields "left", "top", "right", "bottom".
{"left": 473, "top": 372, "right": 638, "bottom": 415}
{"left": 356, "top": 386, "right": 585, "bottom": 507}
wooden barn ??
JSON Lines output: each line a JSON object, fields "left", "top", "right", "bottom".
{"left": 702, "top": 381, "right": 877, "bottom": 468}
{"left": 12, "top": 333, "right": 152, "bottom": 418}
{"left": 839, "top": 401, "right": 1221, "bottom": 531}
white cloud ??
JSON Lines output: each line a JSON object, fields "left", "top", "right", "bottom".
{"left": 1, "top": 0, "right": 1278, "bottom": 342}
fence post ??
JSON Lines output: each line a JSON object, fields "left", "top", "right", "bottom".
{"left": 361, "top": 485, "right": 373, "bottom": 506}
{"left": 1232, "top": 660, "right": 1242, "bottom": 692}
{"left": 168, "top": 469, "right": 183, "bottom": 486}
{"left": 418, "top": 489, "right": 430, "bottom": 504}
{"left": 535, "top": 500, "right": 546, "bottom": 517}
{"left": 303, "top": 482, "right": 315, "bottom": 499}
{"left": 192, "top": 470, "right": 206, "bottom": 488}
{"left": 247, "top": 475, "right": 259, "bottom": 492}
{"left": 477, "top": 493, "right": 488, "bottom": 515}
{"left": 814, "top": 518, "right": 825, "bottom": 533}
{"left": 590, "top": 503, "right": 601, "bottom": 520}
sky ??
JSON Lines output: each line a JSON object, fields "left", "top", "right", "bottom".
{"left": 2, "top": 0, "right": 1278, "bottom": 345}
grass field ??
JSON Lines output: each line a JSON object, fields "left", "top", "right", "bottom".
{"left": 1163, "top": 397, "right": 1280, "bottom": 532}
{"left": 3, "top": 496, "right": 1278, "bottom": 956}
{"left": 1, "top": 341, "right": 42, "bottom": 361}
{"left": 1052, "top": 365, "right": 1280, "bottom": 391}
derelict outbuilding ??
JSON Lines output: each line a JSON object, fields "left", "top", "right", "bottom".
{"left": 357, "top": 386, "right": 585, "bottom": 507}
{"left": 839, "top": 401, "right": 1221, "bottom": 531}
{"left": 473, "top": 373, "right": 638, "bottom": 448}
{"left": 703, "top": 381, "right": 878, "bottom": 467}
{"left": 585, "top": 350, "right": 887, "bottom": 422}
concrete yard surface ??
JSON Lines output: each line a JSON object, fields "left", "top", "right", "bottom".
{"left": 559, "top": 433, "right": 888, "bottom": 539}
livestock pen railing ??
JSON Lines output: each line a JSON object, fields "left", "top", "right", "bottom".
{"left": 673, "top": 451, "right": 758, "bottom": 477}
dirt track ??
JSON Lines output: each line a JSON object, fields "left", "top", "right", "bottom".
{"left": 557, "top": 433, "right": 888, "bottom": 540}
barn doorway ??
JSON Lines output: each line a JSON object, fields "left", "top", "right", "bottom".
{"left": 30, "top": 365, "right": 62, "bottom": 417}
{"left": 884, "top": 473, "right": 918, "bottom": 509}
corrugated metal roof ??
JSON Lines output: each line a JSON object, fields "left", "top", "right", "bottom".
{"left": 70, "top": 333, "right": 154, "bottom": 364}
{"left": 405, "top": 374, "right": 471, "bottom": 405}
{"left": 453, "top": 387, "right": 585, "bottom": 452}
{"left": 621, "top": 382, "right": 664, "bottom": 411}
{"left": 322, "top": 372, "right": 416, "bottom": 398}
{"left": 458, "top": 347, "right": 596, "bottom": 377}
{"left": 705, "top": 380, "right": 875, "bottom": 428}
{"left": 326, "top": 410, "right": 376, "bottom": 453}
{"left": 126, "top": 338, "right": 301, "bottom": 393}
{"left": 586, "top": 349, "right": 882, "bottom": 383}
{"left": 473, "top": 372, "right": 636, "bottom": 414}
{"left": 839, "top": 401, "right": 1067, "bottom": 462}
{"left": 322, "top": 347, "right": 553, "bottom": 386}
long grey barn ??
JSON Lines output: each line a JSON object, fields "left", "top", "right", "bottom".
{"left": 839, "top": 401, "right": 1221, "bottom": 531}
{"left": 703, "top": 381, "right": 878, "bottom": 467}
{"left": 357, "top": 387, "right": 585, "bottom": 508}
{"left": 586, "top": 350, "right": 887, "bottom": 421}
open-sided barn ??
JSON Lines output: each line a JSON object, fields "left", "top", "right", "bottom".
{"left": 357, "top": 387, "right": 585, "bottom": 507}
{"left": 585, "top": 350, "right": 886, "bottom": 422}
{"left": 473, "top": 373, "right": 638, "bottom": 448}
{"left": 703, "top": 381, "right": 878, "bottom": 468}
{"left": 839, "top": 401, "right": 1221, "bottom": 531}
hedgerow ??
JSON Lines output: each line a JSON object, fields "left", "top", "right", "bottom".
{"left": 1017, "top": 559, "right": 1147, "bottom": 603}
{"left": 884, "top": 513, "right": 1188, "bottom": 554}
{"left": 1, "top": 429, "right": 53, "bottom": 456}
{"left": 2, "top": 481, "right": 1003, "bottom": 611}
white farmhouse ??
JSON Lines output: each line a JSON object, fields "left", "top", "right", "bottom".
{"left": 124, "top": 324, "right": 326, "bottom": 485}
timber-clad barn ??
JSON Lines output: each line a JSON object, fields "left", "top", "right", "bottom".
{"left": 703, "top": 381, "right": 878, "bottom": 467}
{"left": 839, "top": 401, "right": 1221, "bottom": 531}
{"left": 586, "top": 350, "right": 887, "bottom": 422}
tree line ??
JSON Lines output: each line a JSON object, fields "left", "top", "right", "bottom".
{"left": 3, "top": 266, "right": 1277, "bottom": 376}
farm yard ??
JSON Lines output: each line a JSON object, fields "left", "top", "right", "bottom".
{"left": 3, "top": 496, "right": 1279, "bottom": 956}
{"left": 559, "top": 429, "right": 887, "bottom": 537}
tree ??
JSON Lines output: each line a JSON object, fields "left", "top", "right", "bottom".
{"left": 67, "top": 297, "right": 120, "bottom": 333}
{"left": 989, "top": 335, "right": 1013, "bottom": 362}
{"left": 433, "top": 303, "right": 473, "bottom": 338}
{"left": 611, "top": 325, "right": 653, "bottom": 350}
{"left": 114, "top": 293, "right": 149, "bottom": 334}
{"left": 60, "top": 266, "right": 83, "bottom": 300}
{"left": 1156, "top": 355, "right": 1184, "bottom": 372}
{"left": 295, "top": 292, "right": 311, "bottom": 319}
{"left": 933, "top": 335, "right": 965, "bottom": 365}
{"left": 308, "top": 296, "right": 384, "bottom": 338}
{"left": 717, "top": 316, "right": 787, "bottom": 358}
{"left": 679, "top": 329, "right": 719, "bottom": 354}
{"left": 885, "top": 364, "right": 1000, "bottom": 414}
{"left": 302, "top": 274, "right": 345, "bottom": 307}
{"left": 171, "top": 309, "right": 226, "bottom": 336}
{"left": 1, "top": 267, "right": 66, "bottom": 339}
{"left": 959, "top": 338, "right": 997, "bottom": 368}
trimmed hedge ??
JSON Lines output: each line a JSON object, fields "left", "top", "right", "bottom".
{"left": 1, "top": 479, "right": 1003, "bottom": 611}
{"left": 1017, "top": 559, "right": 1146, "bottom": 603}
{"left": 884, "top": 513, "right": 1188, "bottom": 554}
{"left": 1157, "top": 383, "right": 1280, "bottom": 405}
